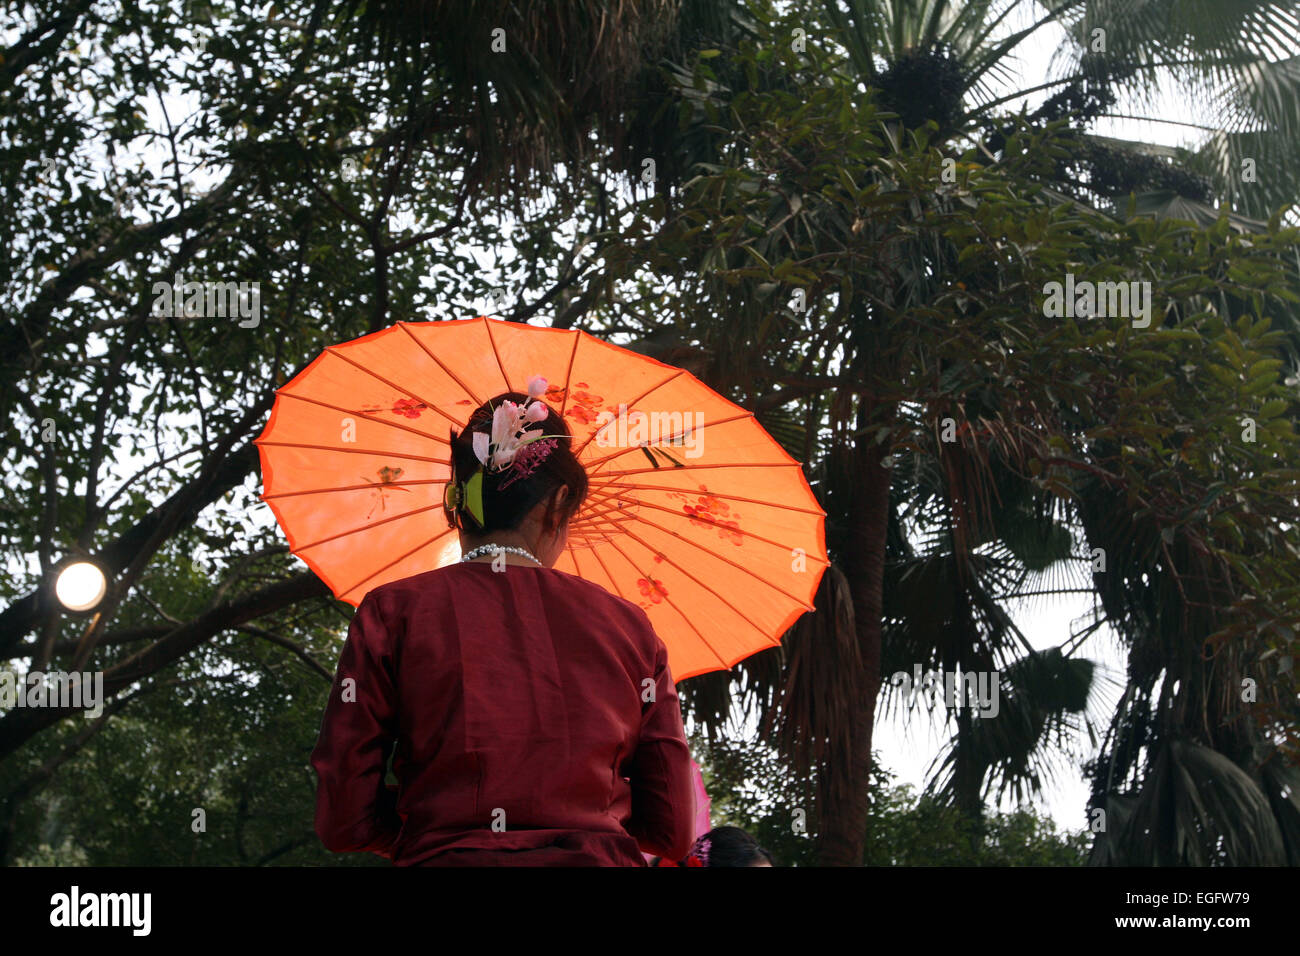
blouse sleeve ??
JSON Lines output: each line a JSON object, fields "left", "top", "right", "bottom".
{"left": 310, "top": 592, "right": 401, "bottom": 858}
{"left": 624, "top": 627, "right": 697, "bottom": 861}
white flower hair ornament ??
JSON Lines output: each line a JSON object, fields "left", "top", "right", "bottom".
{"left": 446, "top": 376, "right": 564, "bottom": 528}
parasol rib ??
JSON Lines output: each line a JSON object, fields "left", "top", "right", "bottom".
{"left": 271, "top": 502, "right": 447, "bottom": 552}
{"left": 595, "top": 482, "right": 825, "bottom": 516}
{"left": 584, "top": 540, "right": 632, "bottom": 603}
{"left": 481, "top": 318, "right": 514, "bottom": 393}
{"left": 573, "top": 368, "right": 687, "bottom": 456}
{"left": 624, "top": 498, "right": 830, "bottom": 575}
{"left": 567, "top": 540, "right": 619, "bottom": 601}
{"left": 582, "top": 411, "right": 758, "bottom": 470}
{"left": 337, "top": 525, "right": 457, "bottom": 600}
{"left": 396, "top": 321, "right": 485, "bottom": 410}
{"left": 615, "top": 525, "right": 784, "bottom": 657}
{"left": 557, "top": 330, "right": 581, "bottom": 418}
{"left": 264, "top": 477, "right": 450, "bottom": 501}
{"left": 594, "top": 460, "right": 805, "bottom": 480}
{"left": 617, "top": 510, "right": 816, "bottom": 610}
{"left": 323, "top": 340, "right": 472, "bottom": 430}
{"left": 598, "top": 534, "right": 727, "bottom": 669}
{"left": 256, "top": 441, "right": 449, "bottom": 464}
{"left": 267, "top": 389, "right": 460, "bottom": 435}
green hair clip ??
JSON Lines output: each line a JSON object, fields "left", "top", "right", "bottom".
{"left": 463, "top": 469, "right": 485, "bottom": 527}
{"left": 444, "top": 468, "right": 486, "bottom": 528}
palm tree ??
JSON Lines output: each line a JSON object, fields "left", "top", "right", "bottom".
{"left": 618, "top": 0, "right": 1300, "bottom": 865}
{"left": 818, "top": 0, "right": 1300, "bottom": 221}
{"left": 330, "top": 0, "right": 759, "bottom": 208}
{"left": 880, "top": 419, "right": 1107, "bottom": 831}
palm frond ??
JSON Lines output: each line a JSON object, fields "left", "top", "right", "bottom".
{"left": 1092, "top": 739, "right": 1288, "bottom": 865}
{"left": 925, "top": 646, "right": 1100, "bottom": 807}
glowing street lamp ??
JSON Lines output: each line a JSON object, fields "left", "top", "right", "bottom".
{"left": 53, "top": 560, "right": 109, "bottom": 613}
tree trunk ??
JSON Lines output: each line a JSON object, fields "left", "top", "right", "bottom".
{"left": 816, "top": 414, "right": 892, "bottom": 866}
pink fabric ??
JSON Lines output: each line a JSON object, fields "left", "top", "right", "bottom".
{"left": 643, "top": 759, "right": 711, "bottom": 863}
{"left": 310, "top": 562, "right": 698, "bottom": 866}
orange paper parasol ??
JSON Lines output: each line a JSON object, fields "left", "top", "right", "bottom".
{"left": 254, "top": 317, "right": 827, "bottom": 679}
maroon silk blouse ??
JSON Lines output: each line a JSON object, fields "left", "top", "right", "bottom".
{"left": 310, "top": 561, "right": 697, "bottom": 866}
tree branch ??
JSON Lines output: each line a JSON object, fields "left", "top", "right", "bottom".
{"left": 236, "top": 624, "right": 333, "bottom": 682}
{"left": 0, "top": 571, "right": 332, "bottom": 761}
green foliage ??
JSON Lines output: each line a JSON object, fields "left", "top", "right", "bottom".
{"left": 695, "top": 733, "right": 1088, "bottom": 866}
{"left": 862, "top": 781, "right": 1090, "bottom": 866}
{"left": 5, "top": 612, "right": 366, "bottom": 866}
{"left": 694, "top": 731, "right": 819, "bottom": 867}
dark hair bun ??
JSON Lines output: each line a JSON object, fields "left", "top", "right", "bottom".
{"left": 444, "top": 391, "right": 588, "bottom": 534}
{"left": 650, "top": 827, "right": 775, "bottom": 867}
{"left": 699, "top": 826, "right": 774, "bottom": 866}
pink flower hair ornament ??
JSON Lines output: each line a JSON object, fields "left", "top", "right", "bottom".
{"left": 447, "top": 376, "right": 565, "bottom": 527}
{"left": 654, "top": 835, "right": 710, "bottom": 867}
{"left": 690, "top": 835, "right": 711, "bottom": 867}
{"left": 497, "top": 436, "right": 559, "bottom": 490}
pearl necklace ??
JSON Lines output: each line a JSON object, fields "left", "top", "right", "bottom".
{"left": 460, "top": 544, "right": 542, "bottom": 566}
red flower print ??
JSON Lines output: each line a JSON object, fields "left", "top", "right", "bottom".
{"left": 565, "top": 388, "right": 605, "bottom": 424}
{"left": 716, "top": 519, "right": 743, "bottom": 546}
{"left": 697, "top": 493, "right": 728, "bottom": 515}
{"left": 544, "top": 385, "right": 567, "bottom": 403}
{"left": 683, "top": 503, "right": 712, "bottom": 524}
{"left": 681, "top": 485, "right": 745, "bottom": 546}
{"left": 361, "top": 465, "right": 412, "bottom": 519}
{"left": 391, "top": 398, "right": 425, "bottom": 419}
{"left": 637, "top": 577, "right": 668, "bottom": 604}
